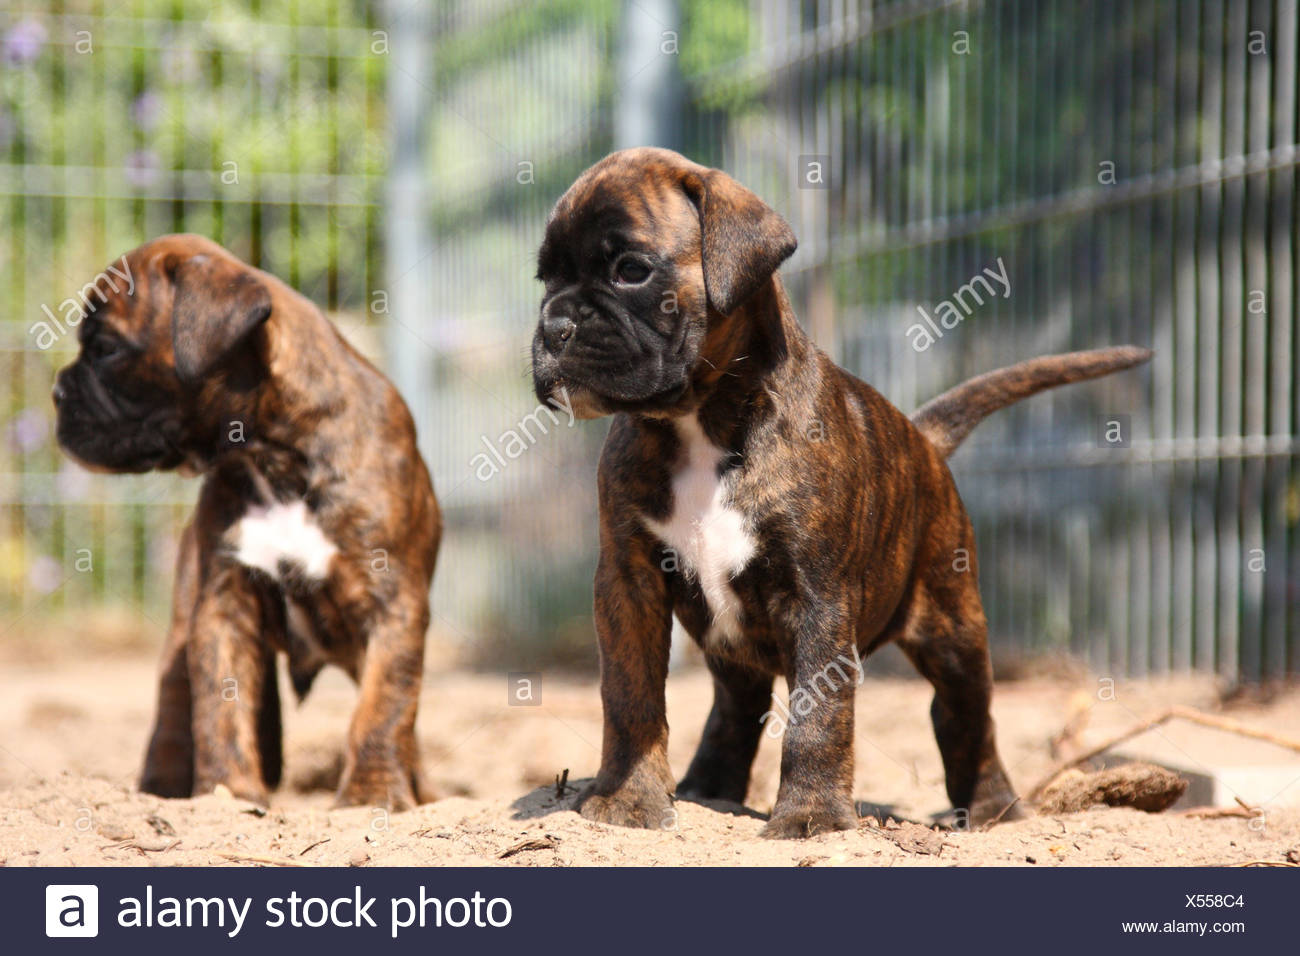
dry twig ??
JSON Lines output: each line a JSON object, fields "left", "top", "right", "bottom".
{"left": 215, "top": 851, "right": 310, "bottom": 868}
{"left": 499, "top": 835, "right": 559, "bottom": 859}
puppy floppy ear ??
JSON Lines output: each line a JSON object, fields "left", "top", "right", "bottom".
{"left": 169, "top": 253, "right": 272, "bottom": 386}
{"left": 684, "top": 169, "right": 797, "bottom": 316}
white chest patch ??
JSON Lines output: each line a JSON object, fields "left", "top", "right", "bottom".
{"left": 644, "top": 415, "right": 756, "bottom": 641}
{"left": 232, "top": 499, "right": 337, "bottom": 581}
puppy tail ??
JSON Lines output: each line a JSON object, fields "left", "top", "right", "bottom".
{"left": 912, "top": 346, "right": 1153, "bottom": 459}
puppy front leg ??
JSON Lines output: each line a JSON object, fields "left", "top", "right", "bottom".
{"left": 762, "top": 604, "right": 859, "bottom": 839}
{"left": 577, "top": 538, "right": 676, "bottom": 830}
{"left": 188, "top": 565, "right": 271, "bottom": 805}
{"left": 140, "top": 521, "right": 198, "bottom": 798}
{"left": 335, "top": 600, "right": 427, "bottom": 811}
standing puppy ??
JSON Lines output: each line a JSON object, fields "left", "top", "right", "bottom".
{"left": 54, "top": 234, "right": 440, "bottom": 810}
{"left": 531, "top": 148, "right": 1150, "bottom": 838}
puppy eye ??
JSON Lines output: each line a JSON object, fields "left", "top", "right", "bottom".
{"left": 613, "top": 257, "right": 651, "bottom": 285}
{"left": 89, "top": 336, "right": 123, "bottom": 361}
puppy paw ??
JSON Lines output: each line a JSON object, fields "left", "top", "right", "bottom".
{"left": 761, "top": 802, "right": 858, "bottom": 839}
{"left": 966, "top": 793, "right": 1029, "bottom": 827}
{"left": 139, "top": 770, "right": 193, "bottom": 800}
{"left": 334, "top": 763, "right": 420, "bottom": 811}
{"left": 577, "top": 782, "right": 677, "bottom": 831}
{"left": 676, "top": 771, "right": 747, "bottom": 805}
{"left": 962, "top": 770, "right": 1029, "bottom": 827}
{"left": 334, "top": 777, "right": 418, "bottom": 812}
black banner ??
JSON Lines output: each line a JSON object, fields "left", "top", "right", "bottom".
{"left": 9, "top": 866, "right": 1291, "bottom": 953}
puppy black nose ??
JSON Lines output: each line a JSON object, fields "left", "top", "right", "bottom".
{"left": 52, "top": 377, "right": 66, "bottom": 407}
{"left": 541, "top": 312, "right": 576, "bottom": 353}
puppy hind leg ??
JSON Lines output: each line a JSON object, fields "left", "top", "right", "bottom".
{"left": 677, "top": 657, "right": 773, "bottom": 804}
{"left": 898, "top": 588, "right": 1024, "bottom": 827}
{"left": 257, "top": 650, "right": 283, "bottom": 790}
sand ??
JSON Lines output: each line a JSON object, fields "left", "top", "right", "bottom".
{"left": 2, "top": 642, "right": 1298, "bottom": 867}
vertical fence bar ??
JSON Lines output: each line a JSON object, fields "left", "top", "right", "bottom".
{"left": 1267, "top": 0, "right": 1297, "bottom": 678}
{"left": 1218, "top": 0, "right": 1246, "bottom": 684}
{"left": 382, "top": 0, "right": 435, "bottom": 464}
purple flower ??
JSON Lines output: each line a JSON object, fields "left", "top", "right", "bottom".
{"left": 6, "top": 407, "right": 48, "bottom": 453}
{"left": 131, "top": 92, "right": 162, "bottom": 131}
{"left": 28, "top": 555, "right": 63, "bottom": 595}
{"left": 124, "top": 149, "right": 159, "bottom": 187}
{"left": 3, "top": 19, "right": 47, "bottom": 65}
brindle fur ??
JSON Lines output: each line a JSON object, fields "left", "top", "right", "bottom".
{"left": 54, "top": 234, "right": 440, "bottom": 810}
{"left": 532, "top": 148, "right": 1151, "bottom": 838}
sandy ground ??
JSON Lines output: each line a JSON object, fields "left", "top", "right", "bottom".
{"left": 1, "top": 638, "right": 1298, "bottom": 867}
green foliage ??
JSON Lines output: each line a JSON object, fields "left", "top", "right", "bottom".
{"left": 433, "top": 0, "right": 615, "bottom": 86}
{"left": 0, "top": 0, "right": 385, "bottom": 311}
{"left": 679, "top": 0, "right": 754, "bottom": 110}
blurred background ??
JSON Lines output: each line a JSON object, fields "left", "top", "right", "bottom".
{"left": 0, "top": 0, "right": 1296, "bottom": 685}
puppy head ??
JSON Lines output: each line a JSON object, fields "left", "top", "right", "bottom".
{"left": 53, "top": 234, "right": 271, "bottom": 473}
{"left": 531, "top": 147, "right": 796, "bottom": 418}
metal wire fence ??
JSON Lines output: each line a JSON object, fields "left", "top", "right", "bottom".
{"left": 1, "top": 0, "right": 1296, "bottom": 681}
{"left": 1, "top": 0, "right": 384, "bottom": 628}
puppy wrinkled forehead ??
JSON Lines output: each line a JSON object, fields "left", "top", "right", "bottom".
{"left": 539, "top": 191, "right": 633, "bottom": 275}
{"left": 539, "top": 173, "right": 698, "bottom": 280}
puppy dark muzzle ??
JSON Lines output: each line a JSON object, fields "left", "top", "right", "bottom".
{"left": 54, "top": 362, "right": 185, "bottom": 472}
{"left": 531, "top": 307, "right": 693, "bottom": 413}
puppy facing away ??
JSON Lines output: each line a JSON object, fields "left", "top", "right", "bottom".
{"left": 53, "top": 234, "right": 441, "bottom": 810}
{"left": 531, "top": 147, "right": 1150, "bottom": 837}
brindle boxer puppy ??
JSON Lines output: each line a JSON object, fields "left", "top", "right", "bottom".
{"left": 532, "top": 147, "right": 1151, "bottom": 838}
{"left": 54, "top": 235, "right": 440, "bottom": 810}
